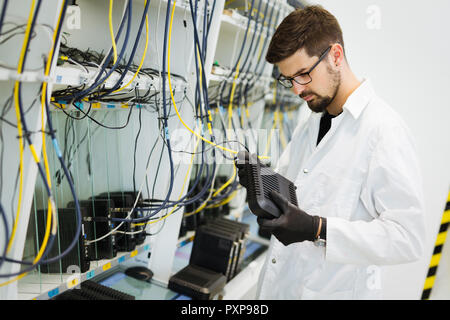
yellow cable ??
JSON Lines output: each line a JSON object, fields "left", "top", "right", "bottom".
{"left": 227, "top": 60, "right": 240, "bottom": 129}
{"left": 134, "top": 120, "right": 202, "bottom": 228}
{"left": 256, "top": 26, "right": 265, "bottom": 60}
{"left": 132, "top": 2, "right": 198, "bottom": 228}
{"left": 0, "top": 0, "right": 66, "bottom": 287}
{"left": 278, "top": 111, "right": 287, "bottom": 149}
{"left": 166, "top": 5, "right": 269, "bottom": 160}
{"left": 212, "top": 164, "right": 236, "bottom": 198}
{"left": 214, "top": 70, "right": 240, "bottom": 199}
{"left": 6, "top": 0, "right": 36, "bottom": 254}
{"left": 206, "top": 190, "right": 237, "bottom": 209}
{"left": 147, "top": 126, "right": 200, "bottom": 225}
{"left": 112, "top": 1, "right": 149, "bottom": 93}
{"left": 263, "top": 110, "right": 277, "bottom": 157}
{"left": 272, "top": 82, "right": 277, "bottom": 105}
{"left": 224, "top": 0, "right": 237, "bottom": 7}
{"left": 233, "top": 6, "right": 265, "bottom": 20}
{"left": 184, "top": 196, "right": 210, "bottom": 217}
{"left": 108, "top": 0, "right": 118, "bottom": 65}
{"left": 263, "top": 83, "right": 279, "bottom": 156}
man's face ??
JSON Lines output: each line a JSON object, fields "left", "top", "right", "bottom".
{"left": 277, "top": 47, "right": 341, "bottom": 113}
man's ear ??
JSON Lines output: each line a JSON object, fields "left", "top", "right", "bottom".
{"left": 330, "top": 43, "right": 345, "bottom": 67}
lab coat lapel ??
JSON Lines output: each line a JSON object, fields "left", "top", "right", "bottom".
{"left": 304, "top": 111, "right": 345, "bottom": 170}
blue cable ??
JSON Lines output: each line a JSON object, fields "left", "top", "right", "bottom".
{"left": 219, "top": 0, "right": 256, "bottom": 106}
{"left": 95, "top": 0, "right": 151, "bottom": 99}
{"left": 0, "top": 0, "right": 8, "bottom": 37}
{"left": 60, "top": 0, "right": 132, "bottom": 102}
{"left": 0, "top": 0, "right": 79, "bottom": 275}
{"left": 109, "top": 1, "right": 221, "bottom": 223}
{"left": 0, "top": 202, "right": 9, "bottom": 270}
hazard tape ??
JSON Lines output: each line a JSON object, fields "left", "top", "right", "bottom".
{"left": 421, "top": 191, "right": 450, "bottom": 300}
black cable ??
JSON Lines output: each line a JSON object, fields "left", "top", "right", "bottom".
{"left": 110, "top": 10, "right": 218, "bottom": 223}
{"left": 132, "top": 93, "right": 142, "bottom": 195}
{"left": 95, "top": 0, "right": 150, "bottom": 99}
{"left": 0, "top": 0, "right": 9, "bottom": 37}
{"left": 0, "top": 0, "right": 77, "bottom": 273}
{"left": 62, "top": 0, "right": 132, "bottom": 102}
{"left": 234, "top": 0, "right": 262, "bottom": 78}
{"left": 139, "top": 0, "right": 175, "bottom": 220}
{"left": 0, "top": 202, "right": 9, "bottom": 269}
{"left": 56, "top": 100, "right": 135, "bottom": 130}
{"left": 219, "top": 0, "right": 256, "bottom": 107}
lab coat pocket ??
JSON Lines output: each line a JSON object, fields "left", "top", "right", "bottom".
{"left": 300, "top": 263, "right": 358, "bottom": 300}
{"left": 314, "top": 169, "right": 362, "bottom": 220}
{"left": 300, "top": 286, "right": 354, "bottom": 300}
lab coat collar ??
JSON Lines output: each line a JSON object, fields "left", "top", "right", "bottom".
{"left": 342, "top": 78, "right": 375, "bottom": 120}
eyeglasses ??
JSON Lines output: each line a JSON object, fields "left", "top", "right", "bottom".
{"left": 277, "top": 46, "right": 332, "bottom": 88}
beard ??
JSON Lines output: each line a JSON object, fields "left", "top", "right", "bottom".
{"left": 301, "top": 67, "right": 341, "bottom": 114}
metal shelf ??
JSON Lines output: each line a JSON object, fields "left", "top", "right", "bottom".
{"left": 18, "top": 241, "right": 151, "bottom": 300}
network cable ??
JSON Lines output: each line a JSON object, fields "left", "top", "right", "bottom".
{"left": 0, "top": 0, "right": 9, "bottom": 37}
{"left": 0, "top": 0, "right": 82, "bottom": 281}
{"left": 59, "top": 0, "right": 132, "bottom": 103}
{"left": 104, "top": 0, "right": 222, "bottom": 226}
{"left": 96, "top": 0, "right": 150, "bottom": 99}
{"left": 0, "top": 202, "right": 9, "bottom": 270}
{"left": 7, "top": 0, "right": 58, "bottom": 262}
{"left": 219, "top": 0, "right": 256, "bottom": 108}
{"left": 85, "top": 0, "right": 179, "bottom": 237}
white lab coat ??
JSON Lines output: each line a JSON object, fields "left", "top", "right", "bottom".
{"left": 256, "top": 79, "right": 426, "bottom": 300}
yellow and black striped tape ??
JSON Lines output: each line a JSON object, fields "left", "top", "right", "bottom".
{"left": 421, "top": 191, "right": 450, "bottom": 300}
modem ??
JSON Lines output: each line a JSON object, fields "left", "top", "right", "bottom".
{"left": 236, "top": 151, "right": 298, "bottom": 219}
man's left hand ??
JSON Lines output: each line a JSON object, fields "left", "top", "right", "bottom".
{"left": 257, "top": 190, "right": 320, "bottom": 246}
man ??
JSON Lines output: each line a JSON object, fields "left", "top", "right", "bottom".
{"left": 236, "top": 5, "right": 425, "bottom": 299}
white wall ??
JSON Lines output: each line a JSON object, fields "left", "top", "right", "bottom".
{"left": 310, "top": 0, "right": 450, "bottom": 299}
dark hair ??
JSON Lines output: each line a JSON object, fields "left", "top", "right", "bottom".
{"left": 266, "top": 5, "right": 345, "bottom": 64}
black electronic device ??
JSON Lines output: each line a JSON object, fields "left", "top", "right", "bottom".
{"left": 110, "top": 208, "right": 136, "bottom": 252}
{"left": 124, "top": 266, "right": 153, "bottom": 282}
{"left": 35, "top": 207, "right": 90, "bottom": 273}
{"left": 236, "top": 151, "right": 298, "bottom": 219}
{"left": 68, "top": 199, "right": 117, "bottom": 260}
{"left": 53, "top": 280, "right": 135, "bottom": 300}
{"left": 214, "top": 218, "right": 250, "bottom": 274}
{"left": 189, "top": 225, "right": 238, "bottom": 280}
{"left": 95, "top": 191, "right": 142, "bottom": 208}
{"left": 94, "top": 192, "right": 146, "bottom": 248}
{"left": 168, "top": 264, "right": 227, "bottom": 300}
{"left": 132, "top": 208, "right": 146, "bottom": 245}
{"left": 205, "top": 220, "right": 245, "bottom": 280}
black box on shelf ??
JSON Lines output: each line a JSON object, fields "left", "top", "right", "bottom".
{"left": 35, "top": 207, "right": 90, "bottom": 273}
{"left": 189, "top": 224, "right": 239, "bottom": 281}
{"left": 206, "top": 218, "right": 250, "bottom": 277}
{"left": 53, "top": 280, "right": 135, "bottom": 300}
{"left": 94, "top": 191, "right": 142, "bottom": 208}
{"left": 132, "top": 208, "right": 146, "bottom": 245}
{"left": 94, "top": 192, "right": 146, "bottom": 246}
{"left": 68, "top": 199, "right": 117, "bottom": 260}
{"left": 203, "top": 221, "right": 241, "bottom": 280}
{"left": 168, "top": 264, "right": 227, "bottom": 300}
{"left": 110, "top": 208, "right": 136, "bottom": 252}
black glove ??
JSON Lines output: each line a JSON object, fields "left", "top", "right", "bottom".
{"left": 257, "top": 190, "right": 324, "bottom": 246}
{"left": 234, "top": 150, "right": 255, "bottom": 189}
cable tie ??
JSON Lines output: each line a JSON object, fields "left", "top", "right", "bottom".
{"left": 16, "top": 132, "right": 33, "bottom": 140}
